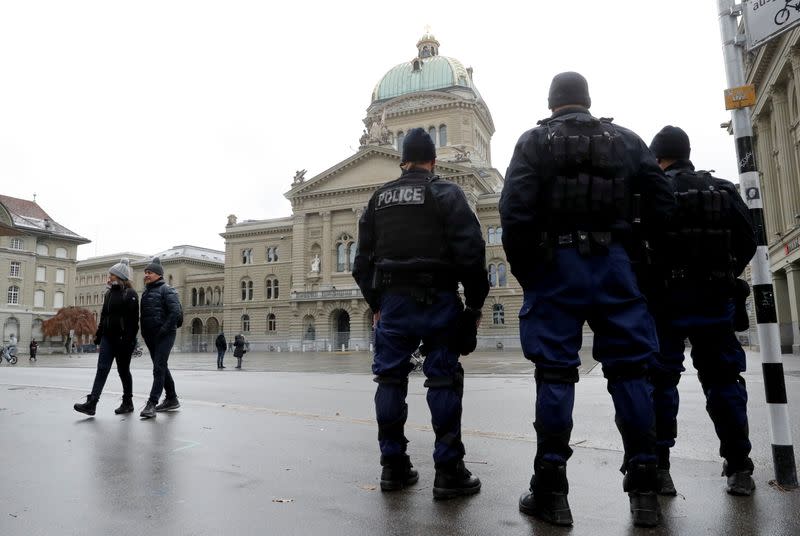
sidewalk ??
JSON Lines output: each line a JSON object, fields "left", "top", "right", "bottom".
{"left": 0, "top": 351, "right": 798, "bottom": 535}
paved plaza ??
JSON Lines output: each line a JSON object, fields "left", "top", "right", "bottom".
{"left": 1, "top": 349, "right": 799, "bottom": 535}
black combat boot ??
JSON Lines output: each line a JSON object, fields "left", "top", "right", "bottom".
{"left": 432, "top": 459, "right": 481, "bottom": 500}
{"left": 623, "top": 462, "right": 662, "bottom": 528}
{"left": 114, "top": 396, "right": 134, "bottom": 415}
{"left": 723, "top": 459, "right": 755, "bottom": 496}
{"left": 519, "top": 459, "right": 573, "bottom": 526}
{"left": 656, "top": 447, "right": 677, "bottom": 496}
{"left": 379, "top": 454, "right": 419, "bottom": 491}
{"left": 74, "top": 395, "right": 98, "bottom": 416}
{"left": 236, "top": 358, "right": 242, "bottom": 369}
{"left": 155, "top": 397, "right": 180, "bottom": 412}
{"left": 140, "top": 400, "right": 157, "bottom": 419}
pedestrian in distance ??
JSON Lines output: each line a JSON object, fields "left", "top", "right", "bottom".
{"left": 29, "top": 339, "right": 37, "bottom": 361}
{"left": 139, "top": 257, "right": 183, "bottom": 419}
{"left": 500, "top": 72, "right": 676, "bottom": 527}
{"left": 353, "top": 127, "right": 490, "bottom": 500}
{"left": 233, "top": 334, "right": 247, "bottom": 369}
{"left": 646, "top": 126, "right": 757, "bottom": 497}
{"left": 215, "top": 332, "right": 227, "bottom": 369}
{"left": 73, "top": 258, "right": 139, "bottom": 416}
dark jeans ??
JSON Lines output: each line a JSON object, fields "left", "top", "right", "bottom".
{"left": 217, "top": 349, "right": 225, "bottom": 367}
{"left": 144, "top": 331, "right": 177, "bottom": 404}
{"left": 90, "top": 336, "right": 133, "bottom": 399}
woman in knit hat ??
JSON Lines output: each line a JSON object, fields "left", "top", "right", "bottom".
{"left": 74, "top": 258, "right": 140, "bottom": 416}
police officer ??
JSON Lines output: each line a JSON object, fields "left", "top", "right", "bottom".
{"left": 353, "top": 128, "right": 489, "bottom": 499}
{"left": 648, "top": 126, "right": 757, "bottom": 497}
{"left": 500, "top": 72, "right": 675, "bottom": 528}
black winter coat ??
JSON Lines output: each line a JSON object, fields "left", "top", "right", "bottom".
{"left": 215, "top": 333, "right": 227, "bottom": 351}
{"left": 96, "top": 284, "right": 139, "bottom": 347}
{"left": 140, "top": 279, "right": 182, "bottom": 338}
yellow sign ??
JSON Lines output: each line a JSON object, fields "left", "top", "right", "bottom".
{"left": 725, "top": 85, "right": 756, "bottom": 110}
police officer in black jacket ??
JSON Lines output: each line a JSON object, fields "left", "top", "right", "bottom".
{"left": 500, "top": 72, "right": 675, "bottom": 528}
{"left": 648, "top": 126, "right": 757, "bottom": 497}
{"left": 353, "top": 128, "right": 489, "bottom": 500}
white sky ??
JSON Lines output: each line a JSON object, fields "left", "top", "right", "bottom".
{"left": 0, "top": 1, "right": 742, "bottom": 260}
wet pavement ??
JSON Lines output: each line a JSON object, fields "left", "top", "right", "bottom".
{"left": 1, "top": 350, "right": 799, "bottom": 535}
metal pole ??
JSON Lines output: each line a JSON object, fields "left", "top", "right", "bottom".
{"left": 718, "top": 0, "right": 798, "bottom": 488}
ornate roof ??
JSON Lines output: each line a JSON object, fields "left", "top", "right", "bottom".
{"left": 371, "top": 33, "right": 481, "bottom": 102}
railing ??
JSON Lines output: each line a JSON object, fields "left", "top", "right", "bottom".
{"left": 291, "top": 288, "right": 363, "bottom": 301}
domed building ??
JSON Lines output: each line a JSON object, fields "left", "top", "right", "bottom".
{"left": 218, "top": 33, "right": 519, "bottom": 352}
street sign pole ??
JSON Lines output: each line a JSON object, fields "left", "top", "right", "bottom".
{"left": 718, "top": 0, "right": 798, "bottom": 488}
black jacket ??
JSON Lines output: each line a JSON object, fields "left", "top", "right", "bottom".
{"left": 500, "top": 106, "right": 675, "bottom": 287}
{"left": 95, "top": 284, "right": 139, "bottom": 346}
{"left": 233, "top": 335, "right": 246, "bottom": 357}
{"left": 353, "top": 168, "right": 489, "bottom": 311}
{"left": 140, "top": 278, "right": 182, "bottom": 338}
{"left": 215, "top": 333, "right": 227, "bottom": 351}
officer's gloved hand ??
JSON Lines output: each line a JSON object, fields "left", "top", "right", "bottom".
{"left": 453, "top": 307, "right": 481, "bottom": 356}
{"left": 93, "top": 334, "right": 101, "bottom": 346}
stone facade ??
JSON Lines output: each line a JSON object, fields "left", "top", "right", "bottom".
{"left": 0, "top": 194, "right": 89, "bottom": 351}
{"left": 746, "top": 29, "right": 800, "bottom": 353}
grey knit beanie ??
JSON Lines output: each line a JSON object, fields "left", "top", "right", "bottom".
{"left": 144, "top": 256, "right": 164, "bottom": 276}
{"left": 108, "top": 258, "right": 132, "bottom": 281}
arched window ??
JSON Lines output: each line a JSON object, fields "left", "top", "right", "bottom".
{"left": 241, "top": 279, "right": 253, "bottom": 301}
{"left": 267, "top": 313, "right": 276, "bottom": 332}
{"left": 55, "top": 247, "right": 67, "bottom": 259}
{"left": 336, "top": 233, "right": 356, "bottom": 272}
{"left": 266, "top": 279, "right": 272, "bottom": 299}
{"left": 488, "top": 264, "right": 497, "bottom": 287}
{"left": 498, "top": 263, "right": 508, "bottom": 287}
{"left": 488, "top": 227, "right": 496, "bottom": 244}
{"left": 439, "top": 124, "right": 447, "bottom": 147}
{"left": 266, "top": 278, "right": 279, "bottom": 299}
{"left": 36, "top": 244, "right": 48, "bottom": 256}
{"left": 198, "top": 288, "right": 205, "bottom": 305}
{"left": 428, "top": 126, "right": 437, "bottom": 145}
{"left": 191, "top": 288, "right": 198, "bottom": 306}
{"left": 496, "top": 227, "right": 503, "bottom": 243}
{"left": 492, "top": 304, "right": 505, "bottom": 325}
{"left": 241, "top": 314, "right": 250, "bottom": 333}
{"left": 206, "top": 287, "right": 212, "bottom": 305}
{"left": 7, "top": 286, "right": 19, "bottom": 305}
{"left": 303, "top": 316, "right": 316, "bottom": 341}
{"left": 397, "top": 131, "right": 404, "bottom": 151}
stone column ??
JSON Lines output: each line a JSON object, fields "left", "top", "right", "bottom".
{"left": 321, "top": 211, "right": 332, "bottom": 286}
{"left": 784, "top": 263, "right": 800, "bottom": 354}
{"left": 771, "top": 84, "right": 796, "bottom": 231}
{"left": 773, "top": 270, "right": 794, "bottom": 353}
{"left": 756, "top": 114, "right": 781, "bottom": 238}
{"left": 291, "top": 212, "right": 307, "bottom": 294}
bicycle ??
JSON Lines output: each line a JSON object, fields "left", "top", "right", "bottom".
{"left": 410, "top": 346, "right": 425, "bottom": 373}
{"left": 132, "top": 344, "right": 143, "bottom": 358}
{"left": 1, "top": 344, "right": 18, "bottom": 365}
{"left": 775, "top": 1, "right": 800, "bottom": 26}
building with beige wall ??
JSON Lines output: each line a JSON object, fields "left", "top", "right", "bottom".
{"left": 746, "top": 28, "right": 800, "bottom": 354}
{"left": 1, "top": 194, "right": 89, "bottom": 350}
{"left": 219, "top": 32, "right": 523, "bottom": 351}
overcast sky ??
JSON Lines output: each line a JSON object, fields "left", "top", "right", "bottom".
{"left": 0, "top": 1, "right": 742, "bottom": 260}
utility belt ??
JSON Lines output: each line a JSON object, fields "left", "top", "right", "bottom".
{"left": 374, "top": 269, "right": 456, "bottom": 305}
{"left": 540, "top": 230, "right": 614, "bottom": 258}
{"left": 664, "top": 266, "right": 735, "bottom": 287}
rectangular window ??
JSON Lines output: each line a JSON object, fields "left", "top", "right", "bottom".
{"left": 10, "top": 238, "right": 23, "bottom": 250}
{"left": 34, "top": 290, "right": 45, "bottom": 308}
{"left": 36, "top": 266, "right": 46, "bottom": 282}
{"left": 7, "top": 286, "right": 19, "bottom": 305}
{"left": 53, "top": 291, "right": 64, "bottom": 309}
{"left": 56, "top": 268, "right": 65, "bottom": 284}
{"left": 9, "top": 262, "right": 21, "bottom": 277}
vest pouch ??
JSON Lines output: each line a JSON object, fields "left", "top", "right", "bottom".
{"left": 613, "top": 178, "right": 629, "bottom": 219}
{"left": 574, "top": 174, "right": 590, "bottom": 214}
{"left": 552, "top": 176, "right": 567, "bottom": 211}
{"left": 551, "top": 135, "right": 566, "bottom": 165}
{"left": 591, "top": 133, "right": 613, "bottom": 168}
{"left": 566, "top": 135, "right": 591, "bottom": 164}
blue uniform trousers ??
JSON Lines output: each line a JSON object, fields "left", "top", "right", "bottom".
{"left": 519, "top": 245, "right": 658, "bottom": 468}
{"left": 373, "top": 291, "right": 465, "bottom": 465}
{"left": 650, "top": 289, "right": 751, "bottom": 469}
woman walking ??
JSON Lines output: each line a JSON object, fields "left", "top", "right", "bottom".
{"left": 74, "top": 258, "right": 139, "bottom": 416}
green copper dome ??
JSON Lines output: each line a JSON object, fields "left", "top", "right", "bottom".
{"left": 371, "top": 33, "right": 480, "bottom": 102}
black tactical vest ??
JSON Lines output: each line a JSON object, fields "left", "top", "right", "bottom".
{"left": 540, "top": 115, "right": 629, "bottom": 232}
{"left": 662, "top": 169, "right": 735, "bottom": 279}
{"left": 373, "top": 174, "right": 448, "bottom": 267}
